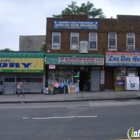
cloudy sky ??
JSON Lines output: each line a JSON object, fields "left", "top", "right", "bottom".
{"left": 0, "top": 0, "right": 140, "bottom": 51}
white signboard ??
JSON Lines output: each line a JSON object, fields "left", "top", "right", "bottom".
{"left": 79, "top": 41, "right": 88, "bottom": 53}
{"left": 49, "top": 65, "right": 56, "bottom": 69}
{"left": 106, "top": 52, "right": 140, "bottom": 66}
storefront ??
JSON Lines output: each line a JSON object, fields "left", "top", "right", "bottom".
{"left": 0, "top": 52, "right": 44, "bottom": 94}
{"left": 45, "top": 53, "right": 104, "bottom": 93}
{"left": 105, "top": 52, "right": 139, "bottom": 91}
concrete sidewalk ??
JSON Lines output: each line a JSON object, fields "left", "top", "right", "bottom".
{"left": 0, "top": 91, "right": 140, "bottom": 103}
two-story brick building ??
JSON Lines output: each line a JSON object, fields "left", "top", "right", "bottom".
{"left": 45, "top": 14, "right": 140, "bottom": 92}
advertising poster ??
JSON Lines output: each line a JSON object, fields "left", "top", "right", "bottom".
{"left": 116, "top": 67, "right": 126, "bottom": 87}
{"left": 79, "top": 40, "right": 88, "bottom": 53}
{"left": 100, "top": 70, "right": 105, "bottom": 84}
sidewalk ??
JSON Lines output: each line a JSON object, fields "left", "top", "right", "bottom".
{"left": 0, "top": 91, "right": 140, "bottom": 104}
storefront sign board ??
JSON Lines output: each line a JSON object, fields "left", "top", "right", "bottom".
{"left": 54, "top": 21, "right": 98, "bottom": 30}
{"left": 0, "top": 58, "right": 44, "bottom": 72}
{"left": 45, "top": 56, "right": 104, "bottom": 65}
{"left": 106, "top": 52, "right": 140, "bottom": 66}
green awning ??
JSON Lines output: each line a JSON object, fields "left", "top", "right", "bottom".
{"left": 45, "top": 53, "right": 104, "bottom": 65}
{"left": 45, "top": 53, "right": 104, "bottom": 58}
{"left": 0, "top": 52, "right": 45, "bottom": 58}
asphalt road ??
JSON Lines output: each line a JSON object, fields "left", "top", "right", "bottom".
{"left": 0, "top": 100, "right": 140, "bottom": 140}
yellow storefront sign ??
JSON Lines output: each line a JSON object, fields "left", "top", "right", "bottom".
{"left": 0, "top": 58, "right": 44, "bottom": 72}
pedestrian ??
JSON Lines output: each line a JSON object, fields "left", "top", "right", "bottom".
{"left": 17, "top": 82, "right": 25, "bottom": 97}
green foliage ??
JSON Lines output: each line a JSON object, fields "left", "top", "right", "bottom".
{"left": 40, "top": 43, "right": 46, "bottom": 52}
{"left": 53, "top": 1, "right": 105, "bottom": 18}
{"left": 0, "top": 48, "right": 13, "bottom": 52}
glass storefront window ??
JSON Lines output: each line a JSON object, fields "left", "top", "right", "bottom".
{"left": 48, "top": 70, "right": 59, "bottom": 86}
{"left": 127, "top": 67, "right": 137, "bottom": 76}
{"left": 48, "top": 69, "right": 73, "bottom": 87}
{"left": 116, "top": 67, "right": 138, "bottom": 87}
{"left": 116, "top": 67, "right": 126, "bottom": 87}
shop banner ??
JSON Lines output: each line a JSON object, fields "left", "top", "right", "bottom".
{"left": 105, "top": 52, "right": 140, "bottom": 66}
{"left": 49, "top": 65, "right": 56, "bottom": 69}
{"left": 0, "top": 58, "right": 44, "bottom": 72}
{"left": 79, "top": 40, "right": 88, "bottom": 53}
{"left": 54, "top": 21, "right": 98, "bottom": 30}
{"left": 45, "top": 56, "right": 104, "bottom": 65}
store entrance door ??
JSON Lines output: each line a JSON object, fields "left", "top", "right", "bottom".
{"left": 80, "top": 71, "right": 89, "bottom": 91}
{"left": 0, "top": 75, "right": 3, "bottom": 94}
{"left": 104, "top": 67, "right": 114, "bottom": 90}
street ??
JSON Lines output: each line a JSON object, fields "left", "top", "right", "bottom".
{"left": 0, "top": 100, "right": 140, "bottom": 140}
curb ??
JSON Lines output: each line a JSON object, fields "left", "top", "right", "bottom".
{"left": 0, "top": 97, "right": 139, "bottom": 104}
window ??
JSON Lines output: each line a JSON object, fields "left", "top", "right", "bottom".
{"left": 52, "top": 32, "right": 61, "bottom": 49}
{"left": 108, "top": 32, "right": 117, "bottom": 50}
{"left": 89, "top": 33, "right": 98, "bottom": 50}
{"left": 126, "top": 33, "right": 135, "bottom": 51}
{"left": 70, "top": 33, "right": 79, "bottom": 49}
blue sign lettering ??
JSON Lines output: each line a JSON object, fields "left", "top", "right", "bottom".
{"left": 22, "top": 63, "right": 31, "bottom": 68}
{"left": 133, "top": 56, "right": 140, "bottom": 62}
{"left": 0, "top": 63, "right": 7, "bottom": 67}
{"left": 106, "top": 54, "right": 140, "bottom": 66}
{"left": 0, "top": 63, "right": 32, "bottom": 68}
{"left": 108, "top": 55, "right": 119, "bottom": 61}
{"left": 121, "top": 55, "right": 130, "bottom": 61}
{"left": 15, "top": 63, "right": 20, "bottom": 68}
{"left": 9, "top": 63, "right": 14, "bottom": 67}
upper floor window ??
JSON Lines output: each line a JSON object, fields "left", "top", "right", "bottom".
{"left": 52, "top": 32, "right": 61, "bottom": 49}
{"left": 70, "top": 32, "right": 79, "bottom": 50}
{"left": 108, "top": 32, "right": 117, "bottom": 50}
{"left": 126, "top": 33, "right": 135, "bottom": 51}
{"left": 89, "top": 33, "right": 97, "bottom": 50}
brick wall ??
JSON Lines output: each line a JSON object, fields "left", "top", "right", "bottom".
{"left": 46, "top": 14, "right": 140, "bottom": 54}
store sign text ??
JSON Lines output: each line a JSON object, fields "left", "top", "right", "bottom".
{"left": 106, "top": 54, "right": 140, "bottom": 66}
{"left": 54, "top": 21, "right": 98, "bottom": 30}
{"left": 45, "top": 57, "right": 104, "bottom": 65}
{"left": 0, "top": 63, "right": 31, "bottom": 68}
{"left": 108, "top": 55, "right": 140, "bottom": 62}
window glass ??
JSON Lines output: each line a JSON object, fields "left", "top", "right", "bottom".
{"left": 89, "top": 33, "right": 97, "bottom": 50}
{"left": 108, "top": 32, "right": 117, "bottom": 50}
{"left": 126, "top": 33, "right": 135, "bottom": 50}
{"left": 52, "top": 32, "right": 61, "bottom": 49}
{"left": 70, "top": 33, "right": 79, "bottom": 49}
{"left": 5, "top": 78, "right": 15, "bottom": 82}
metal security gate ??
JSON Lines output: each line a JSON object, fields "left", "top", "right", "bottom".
{"left": 4, "top": 74, "right": 16, "bottom": 95}
{"left": 0, "top": 75, "right": 3, "bottom": 94}
{"left": 17, "top": 73, "right": 43, "bottom": 93}
{"left": 91, "top": 70, "right": 100, "bottom": 91}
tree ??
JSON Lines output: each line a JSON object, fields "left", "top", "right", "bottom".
{"left": 40, "top": 43, "right": 46, "bottom": 52}
{"left": 53, "top": 1, "right": 105, "bottom": 18}
{"left": 0, "top": 48, "right": 13, "bottom": 52}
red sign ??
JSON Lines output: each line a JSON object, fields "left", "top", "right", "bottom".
{"left": 49, "top": 65, "right": 55, "bottom": 69}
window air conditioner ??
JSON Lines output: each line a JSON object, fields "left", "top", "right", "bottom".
{"left": 127, "top": 45, "right": 134, "bottom": 50}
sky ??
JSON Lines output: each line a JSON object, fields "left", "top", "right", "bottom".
{"left": 0, "top": 0, "right": 140, "bottom": 51}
